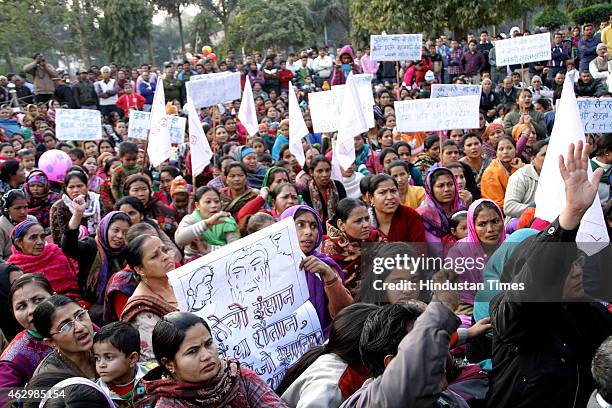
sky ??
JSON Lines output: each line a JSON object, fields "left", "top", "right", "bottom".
{"left": 152, "top": 4, "right": 200, "bottom": 25}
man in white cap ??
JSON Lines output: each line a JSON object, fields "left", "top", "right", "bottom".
{"left": 94, "top": 66, "right": 121, "bottom": 118}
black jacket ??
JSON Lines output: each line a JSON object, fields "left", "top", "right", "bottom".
{"left": 574, "top": 79, "right": 608, "bottom": 98}
{"left": 486, "top": 220, "right": 612, "bottom": 408}
{"left": 54, "top": 84, "right": 77, "bottom": 108}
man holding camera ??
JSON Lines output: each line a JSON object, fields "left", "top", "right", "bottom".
{"left": 22, "top": 52, "right": 58, "bottom": 104}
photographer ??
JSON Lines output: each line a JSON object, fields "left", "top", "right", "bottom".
{"left": 22, "top": 53, "right": 58, "bottom": 104}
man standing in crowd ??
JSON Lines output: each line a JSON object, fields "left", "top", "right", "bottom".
{"left": 73, "top": 69, "right": 97, "bottom": 110}
{"left": 578, "top": 22, "right": 602, "bottom": 71}
{"left": 138, "top": 70, "right": 156, "bottom": 112}
{"left": 95, "top": 66, "right": 121, "bottom": 118}
{"left": 478, "top": 31, "right": 494, "bottom": 75}
{"left": 22, "top": 53, "right": 58, "bottom": 103}
{"left": 549, "top": 32, "right": 570, "bottom": 81}
{"left": 312, "top": 46, "right": 334, "bottom": 87}
{"left": 461, "top": 40, "right": 486, "bottom": 84}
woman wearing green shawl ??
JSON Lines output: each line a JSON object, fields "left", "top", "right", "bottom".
{"left": 175, "top": 186, "right": 240, "bottom": 261}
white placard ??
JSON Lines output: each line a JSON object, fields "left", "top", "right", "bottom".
{"left": 370, "top": 34, "right": 423, "bottom": 62}
{"left": 494, "top": 33, "right": 551, "bottom": 66}
{"left": 127, "top": 112, "right": 187, "bottom": 144}
{"left": 167, "top": 218, "right": 322, "bottom": 389}
{"left": 186, "top": 71, "right": 242, "bottom": 108}
{"left": 577, "top": 98, "right": 612, "bottom": 134}
{"left": 394, "top": 95, "right": 480, "bottom": 132}
{"left": 308, "top": 88, "right": 344, "bottom": 133}
{"left": 55, "top": 109, "right": 102, "bottom": 140}
{"left": 127, "top": 111, "right": 150, "bottom": 140}
{"left": 431, "top": 84, "right": 482, "bottom": 98}
{"left": 168, "top": 115, "right": 187, "bottom": 144}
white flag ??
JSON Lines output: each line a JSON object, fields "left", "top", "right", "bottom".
{"left": 147, "top": 77, "right": 172, "bottom": 167}
{"left": 335, "top": 73, "right": 368, "bottom": 170}
{"left": 534, "top": 75, "right": 609, "bottom": 255}
{"left": 330, "top": 139, "right": 343, "bottom": 182}
{"left": 185, "top": 99, "right": 213, "bottom": 178}
{"left": 288, "top": 81, "right": 310, "bottom": 166}
{"left": 237, "top": 78, "right": 259, "bottom": 136}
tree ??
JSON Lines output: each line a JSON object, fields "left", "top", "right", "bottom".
{"left": 571, "top": 3, "right": 612, "bottom": 25}
{"left": 187, "top": 12, "right": 220, "bottom": 53}
{"left": 198, "top": 0, "right": 240, "bottom": 47}
{"left": 227, "top": 0, "right": 312, "bottom": 52}
{"left": 350, "top": 0, "right": 535, "bottom": 46}
{"left": 98, "top": 0, "right": 152, "bottom": 66}
{"left": 306, "top": 0, "right": 350, "bottom": 45}
{"left": 156, "top": 0, "right": 190, "bottom": 55}
{"left": 534, "top": 7, "right": 570, "bottom": 30}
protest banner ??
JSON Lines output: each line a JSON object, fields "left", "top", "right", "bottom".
{"left": 167, "top": 115, "right": 187, "bottom": 144}
{"left": 55, "top": 109, "right": 102, "bottom": 140}
{"left": 494, "top": 33, "right": 551, "bottom": 66}
{"left": 535, "top": 77, "right": 609, "bottom": 255}
{"left": 186, "top": 71, "right": 242, "bottom": 108}
{"left": 308, "top": 87, "right": 343, "bottom": 133}
{"left": 370, "top": 34, "right": 422, "bottom": 62}
{"left": 577, "top": 98, "right": 612, "bottom": 134}
{"left": 127, "top": 111, "right": 150, "bottom": 140}
{"left": 431, "top": 84, "right": 482, "bottom": 98}
{"left": 394, "top": 95, "right": 480, "bottom": 132}
{"left": 168, "top": 217, "right": 323, "bottom": 389}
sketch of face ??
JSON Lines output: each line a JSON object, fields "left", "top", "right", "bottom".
{"left": 225, "top": 245, "right": 270, "bottom": 303}
{"left": 187, "top": 266, "right": 214, "bottom": 312}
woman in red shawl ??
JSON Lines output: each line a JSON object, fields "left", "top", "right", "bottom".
{"left": 7, "top": 220, "right": 82, "bottom": 302}
{"left": 322, "top": 198, "right": 386, "bottom": 297}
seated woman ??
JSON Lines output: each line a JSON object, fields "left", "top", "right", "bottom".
{"left": 300, "top": 156, "right": 347, "bottom": 232}
{"left": 460, "top": 133, "right": 492, "bottom": 188}
{"left": 219, "top": 162, "right": 259, "bottom": 217}
{"left": 322, "top": 198, "right": 386, "bottom": 296}
{"left": 238, "top": 146, "right": 267, "bottom": 189}
{"left": 482, "top": 123, "right": 505, "bottom": 160}
{"left": 296, "top": 145, "right": 319, "bottom": 189}
{"left": 280, "top": 205, "right": 353, "bottom": 332}
{"left": 153, "top": 165, "right": 181, "bottom": 206}
{"left": 30, "top": 294, "right": 97, "bottom": 380}
{"left": 61, "top": 195, "right": 131, "bottom": 315}
{"left": 176, "top": 186, "right": 240, "bottom": 260}
{"left": 0, "top": 189, "right": 37, "bottom": 261}
{"left": 278, "top": 303, "right": 380, "bottom": 407}
{"left": 23, "top": 170, "right": 60, "bottom": 231}
{"left": 379, "top": 147, "right": 400, "bottom": 173}
{"left": 236, "top": 166, "right": 291, "bottom": 221}
{"left": 237, "top": 182, "right": 299, "bottom": 226}
{"left": 115, "top": 196, "right": 182, "bottom": 262}
{"left": 0, "top": 159, "right": 25, "bottom": 195}
{"left": 413, "top": 135, "right": 440, "bottom": 178}
{"left": 503, "top": 88, "right": 547, "bottom": 139}
{"left": 50, "top": 168, "right": 106, "bottom": 245}
{"left": 142, "top": 311, "right": 286, "bottom": 406}
{"left": 0, "top": 274, "right": 53, "bottom": 394}
{"left": 388, "top": 161, "right": 425, "bottom": 209}
{"left": 393, "top": 141, "right": 424, "bottom": 186}
{"left": 481, "top": 136, "right": 525, "bottom": 210}
{"left": 7, "top": 220, "right": 82, "bottom": 301}
{"left": 504, "top": 140, "right": 548, "bottom": 219}
{"left": 448, "top": 199, "right": 506, "bottom": 313}
{"left": 121, "top": 234, "right": 178, "bottom": 362}
{"left": 123, "top": 174, "right": 177, "bottom": 238}
{"left": 416, "top": 167, "right": 465, "bottom": 252}
{"left": 512, "top": 123, "right": 538, "bottom": 163}
{"left": 367, "top": 174, "right": 426, "bottom": 243}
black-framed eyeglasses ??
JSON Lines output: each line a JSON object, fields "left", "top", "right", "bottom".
{"left": 50, "top": 309, "right": 89, "bottom": 336}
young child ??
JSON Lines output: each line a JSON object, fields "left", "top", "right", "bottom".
{"left": 69, "top": 147, "right": 86, "bottom": 166}
{"left": 93, "top": 321, "right": 151, "bottom": 407}
{"left": 18, "top": 148, "right": 36, "bottom": 177}
{"left": 169, "top": 176, "right": 190, "bottom": 223}
{"left": 449, "top": 210, "right": 468, "bottom": 240}
{"left": 110, "top": 141, "right": 141, "bottom": 201}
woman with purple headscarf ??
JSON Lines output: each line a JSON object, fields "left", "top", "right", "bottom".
{"left": 447, "top": 198, "right": 506, "bottom": 315}
{"left": 280, "top": 205, "right": 353, "bottom": 332}
{"left": 60, "top": 194, "right": 132, "bottom": 323}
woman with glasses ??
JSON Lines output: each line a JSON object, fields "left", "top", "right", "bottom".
{"left": 30, "top": 294, "right": 96, "bottom": 380}
{"left": 7, "top": 220, "right": 82, "bottom": 302}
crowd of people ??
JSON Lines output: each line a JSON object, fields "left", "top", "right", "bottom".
{"left": 0, "top": 18, "right": 611, "bottom": 408}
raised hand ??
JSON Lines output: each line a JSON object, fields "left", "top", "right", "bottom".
{"left": 205, "top": 211, "right": 231, "bottom": 226}
{"left": 558, "top": 141, "right": 604, "bottom": 230}
{"left": 72, "top": 195, "right": 88, "bottom": 214}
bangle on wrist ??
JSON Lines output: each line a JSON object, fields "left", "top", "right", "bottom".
{"left": 324, "top": 273, "right": 339, "bottom": 286}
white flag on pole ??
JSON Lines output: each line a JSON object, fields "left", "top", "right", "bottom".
{"left": 237, "top": 78, "right": 259, "bottom": 136}
{"left": 288, "top": 81, "right": 310, "bottom": 167}
{"left": 147, "top": 77, "right": 172, "bottom": 167}
{"left": 534, "top": 75, "right": 609, "bottom": 255}
{"left": 185, "top": 99, "right": 213, "bottom": 178}
{"left": 335, "top": 73, "right": 368, "bottom": 171}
